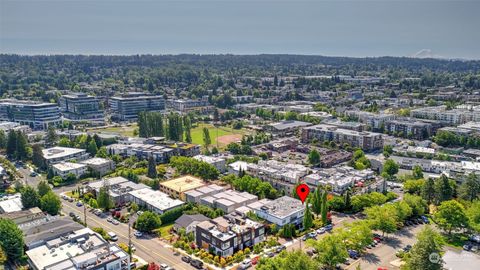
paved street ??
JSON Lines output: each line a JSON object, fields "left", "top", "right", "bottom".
{"left": 57, "top": 190, "right": 193, "bottom": 270}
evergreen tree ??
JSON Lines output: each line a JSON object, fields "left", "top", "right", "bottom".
{"left": 37, "top": 180, "right": 52, "bottom": 197}
{"left": 459, "top": 173, "right": 480, "bottom": 202}
{"left": 0, "top": 218, "right": 25, "bottom": 261}
{"left": 321, "top": 190, "right": 328, "bottom": 224}
{"left": 202, "top": 127, "right": 211, "bottom": 149}
{"left": 0, "top": 130, "right": 6, "bottom": 149}
{"left": 97, "top": 181, "right": 114, "bottom": 211}
{"left": 435, "top": 174, "right": 453, "bottom": 204}
{"left": 312, "top": 188, "right": 322, "bottom": 215}
{"left": 93, "top": 134, "right": 103, "bottom": 148}
{"left": 21, "top": 185, "right": 40, "bottom": 209}
{"left": 344, "top": 189, "right": 352, "bottom": 210}
{"left": 6, "top": 130, "right": 16, "bottom": 158}
{"left": 87, "top": 140, "right": 98, "bottom": 156}
{"left": 402, "top": 226, "right": 444, "bottom": 270}
{"left": 303, "top": 203, "right": 313, "bottom": 230}
{"left": 147, "top": 156, "right": 158, "bottom": 179}
{"left": 44, "top": 126, "right": 58, "bottom": 147}
{"left": 422, "top": 178, "right": 436, "bottom": 204}
{"left": 308, "top": 149, "right": 321, "bottom": 166}
{"left": 32, "top": 144, "right": 45, "bottom": 169}
{"left": 15, "top": 131, "right": 28, "bottom": 160}
{"left": 40, "top": 191, "right": 62, "bottom": 215}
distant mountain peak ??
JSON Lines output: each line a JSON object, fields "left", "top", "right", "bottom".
{"left": 411, "top": 49, "right": 444, "bottom": 59}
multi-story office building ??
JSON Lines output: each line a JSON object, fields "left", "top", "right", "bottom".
{"left": 195, "top": 214, "right": 265, "bottom": 257}
{"left": 0, "top": 99, "right": 61, "bottom": 130}
{"left": 301, "top": 124, "right": 383, "bottom": 151}
{"left": 59, "top": 93, "right": 104, "bottom": 122}
{"left": 109, "top": 92, "right": 165, "bottom": 121}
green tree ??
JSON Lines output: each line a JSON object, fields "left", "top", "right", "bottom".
{"left": 434, "top": 200, "right": 468, "bottom": 235}
{"left": 87, "top": 139, "right": 98, "bottom": 156}
{"left": 0, "top": 218, "right": 24, "bottom": 261}
{"left": 435, "top": 174, "right": 453, "bottom": 204}
{"left": 340, "top": 221, "right": 373, "bottom": 251}
{"left": 58, "top": 137, "right": 71, "bottom": 147}
{"left": 147, "top": 156, "right": 158, "bottom": 179}
{"left": 40, "top": 191, "right": 62, "bottom": 215}
{"left": 37, "top": 180, "right": 52, "bottom": 197}
{"left": 89, "top": 198, "right": 99, "bottom": 209}
{"left": 15, "top": 131, "right": 29, "bottom": 160}
{"left": 403, "top": 194, "right": 427, "bottom": 217}
{"left": 308, "top": 234, "right": 348, "bottom": 269}
{"left": 466, "top": 200, "right": 480, "bottom": 233}
{"left": 202, "top": 127, "right": 211, "bottom": 148}
{"left": 256, "top": 250, "right": 319, "bottom": 270}
{"left": 97, "top": 185, "right": 114, "bottom": 211}
{"left": 459, "top": 173, "right": 480, "bottom": 202}
{"left": 21, "top": 185, "right": 40, "bottom": 209}
{"left": 303, "top": 203, "right": 313, "bottom": 230}
{"left": 321, "top": 190, "right": 328, "bottom": 224}
{"left": 412, "top": 165, "right": 424, "bottom": 179}
{"left": 311, "top": 188, "right": 322, "bottom": 215}
{"left": 382, "top": 159, "right": 399, "bottom": 179}
{"left": 6, "top": 130, "right": 16, "bottom": 158}
{"left": 136, "top": 211, "right": 161, "bottom": 233}
{"left": 44, "top": 126, "right": 58, "bottom": 147}
{"left": 0, "top": 130, "right": 6, "bottom": 149}
{"left": 96, "top": 146, "right": 108, "bottom": 158}
{"left": 308, "top": 149, "right": 321, "bottom": 166}
{"left": 32, "top": 144, "right": 45, "bottom": 169}
{"left": 422, "top": 178, "right": 436, "bottom": 205}
{"left": 365, "top": 205, "right": 397, "bottom": 237}
{"left": 402, "top": 226, "right": 444, "bottom": 270}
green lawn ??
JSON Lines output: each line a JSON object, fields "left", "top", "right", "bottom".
{"left": 190, "top": 123, "right": 250, "bottom": 148}
{"left": 157, "top": 223, "right": 175, "bottom": 240}
{"left": 87, "top": 123, "right": 138, "bottom": 137}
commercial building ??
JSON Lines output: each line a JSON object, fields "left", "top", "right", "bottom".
{"left": 52, "top": 162, "right": 88, "bottom": 179}
{"left": 252, "top": 196, "right": 304, "bottom": 227}
{"left": 42, "top": 147, "right": 89, "bottom": 165}
{"left": 0, "top": 99, "right": 61, "bottom": 130}
{"left": 26, "top": 228, "right": 129, "bottom": 270}
{"left": 195, "top": 213, "right": 265, "bottom": 257}
{"left": 0, "top": 194, "right": 23, "bottom": 213}
{"left": 80, "top": 157, "right": 115, "bottom": 176}
{"left": 159, "top": 175, "right": 206, "bottom": 201}
{"left": 59, "top": 93, "right": 104, "bottom": 122}
{"left": 106, "top": 142, "right": 200, "bottom": 163}
{"left": 193, "top": 155, "right": 227, "bottom": 172}
{"left": 264, "top": 120, "right": 312, "bottom": 137}
{"left": 128, "top": 188, "right": 185, "bottom": 214}
{"left": 301, "top": 124, "right": 383, "bottom": 151}
{"left": 109, "top": 93, "right": 165, "bottom": 121}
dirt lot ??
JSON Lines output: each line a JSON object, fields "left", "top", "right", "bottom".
{"left": 217, "top": 134, "right": 243, "bottom": 147}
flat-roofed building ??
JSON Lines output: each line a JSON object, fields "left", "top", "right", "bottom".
{"left": 0, "top": 193, "right": 23, "bottom": 213}
{"left": 264, "top": 120, "right": 312, "bottom": 137}
{"left": 193, "top": 155, "right": 226, "bottom": 172}
{"left": 52, "top": 162, "right": 88, "bottom": 179}
{"left": 301, "top": 124, "right": 383, "bottom": 151}
{"left": 109, "top": 92, "right": 165, "bottom": 121}
{"left": 159, "top": 175, "right": 206, "bottom": 200}
{"left": 0, "top": 99, "right": 61, "bottom": 130}
{"left": 80, "top": 157, "right": 115, "bottom": 176}
{"left": 0, "top": 207, "right": 44, "bottom": 225}
{"left": 252, "top": 196, "right": 304, "bottom": 227}
{"left": 185, "top": 184, "right": 226, "bottom": 203}
{"left": 42, "top": 147, "right": 89, "bottom": 165}
{"left": 26, "top": 227, "right": 129, "bottom": 270}
{"left": 59, "top": 93, "right": 104, "bottom": 123}
{"left": 128, "top": 188, "right": 185, "bottom": 214}
{"left": 166, "top": 98, "right": 212, "bottom": 114}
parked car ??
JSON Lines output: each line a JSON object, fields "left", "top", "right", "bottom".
{"left": 107, "top": 232, "right": 118, "bottom": 241}
{"left": 348, "top": 250, "right": 359, "bottom": 259}
{"left": 317, "top": 228, "right": 326, "bottom": 234}
{"left": 190, "top": 259, "right": 203, "bottom": 269}
{"left": 324, "top": 224, "right": 333, "bottom": 231}
{"left": 68, "top": 197, "right": 74, "bottom": 202}
{"left": 160, "top": 263, "right": 169, "bottom": 270}
{"left": 76, "top": 202, "right": 83, "bottom": 207}
{"left": 463, "top": 244, "right": 472, "bottom": 251}
{"left": 107, "top": 217, "right": 113, "bottom": 223}
{"left": 471, "top": 245, "right": 478, "bottom": 252}
{"left": 421, "top": 216, "right": 430, "bottom": 224}
{"left": 264, "top": 251, "right": 275, "bottom": 258}
{"left": 134, "top": 231, "right": 143, "bottom": 237}
{"left": 403, "top": 245, "right": 412, "bottom": 252}
{"left": 112, "top": 219, "right": 120, "bottom": 225}
{"left": 238, "top": 259, "right": 252, "bottom": 270}
{"left": 69, "top": 212, "right": 75, "bottom": 217}
{"left": 275, "top": 245, "right": 286, "bottom": 253}
{"left": 181, "top": 256, "right": 191, "bottom": 263}
{"left": 30, "top": 172, "right": 37, "bottom": 177}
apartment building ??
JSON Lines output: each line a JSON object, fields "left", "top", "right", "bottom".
{"left": 385, "top": 119, "right": 433, "bottom": 139}
{"left": 193, "top": 155, "right": 227, "bottom": 172}
{"left": 166, "top": 98, "right": 212, "bottom": 114}
{"left": 264, "top": 120, "right": 312, "bottom": 137}
{"left": 59, "top": 93, "right": 104, "bottom": 122}
{"left": 80, "top": 157, "right": 115, "bottom": 176}
{"left": 109, "top": 92, "right": 165, "bottom": 121}
{"left": 301, "top": 124, "right": 383, "bottom": 151}
{"left": 246, "top": 160, "right": 309, "bottom": 193}
{"left": 51, "top": 162, "right": 88, "bottom": 179}
{"left": 0, "top": 99, "right": 61, "bottom": 130}
{"left": 26, "top": 228, "right": 129, "bottom": 270}
{"left": 195, "top": 214, "right": 265, "bottom": 257}
{"left": 86, "top": 177, "right": 148, "bottom": 206}
{"left": 42, "top": 147, "right": 89, "bottom": 165}
{"left": 410, "top": 106, "right": 480, "bottom": 125}
{"left": 304, "top": 166, "right": 375, "bottom": 194}
{"left": 251, "top": 196, "right": 304, "bottom": 227}
{"left": 128, "top": 188, "right": 185, "bottom": 214}
{"left": 159, "top": 175, "right": 206, "bottom": 201}
{"left": 106, "top": 142, "right": 200, "bottom": 163}
{"left": 345, "top": 111, "right": 396, "bottom": 130}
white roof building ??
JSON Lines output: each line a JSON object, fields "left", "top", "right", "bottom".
{"left": 128, "top": 188, "right": 185, "bottom": 214}
{"left": 0, "top": 194, "right": 23, "bottom": 213}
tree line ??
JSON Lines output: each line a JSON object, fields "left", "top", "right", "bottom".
{"left": 138, "top": 112, "right": 192, "bottom": 142}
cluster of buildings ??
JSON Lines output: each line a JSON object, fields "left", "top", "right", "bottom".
{"left": 410, "top": 105, "right": 480, "bottom": 125}
{"left": 301, "top": 124, "right": 384, "bottom": 151}
{"left": 304, "top": 166, "right": 376, "bottom": 194}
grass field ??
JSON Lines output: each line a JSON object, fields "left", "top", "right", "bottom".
{"left": 190, "top": 123, "right": 250, "bottom": 148}
{"left": 87, "top": 123, "right": 138, "bottom": 137}
{"left": 157, "top": 223, "right": 174, "bottom": 240}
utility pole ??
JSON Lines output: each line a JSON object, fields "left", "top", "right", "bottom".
{"left": 128, "top": 219, "right": 133, "bottom": 263}
{"left": 83, "top": 204, "right": 87, "bottom": 227}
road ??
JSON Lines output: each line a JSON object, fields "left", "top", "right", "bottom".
{"left": 56, "top": 188, "right": 193, "bottom": 270}
{"left": 17, "top": 165, "right": 42, "bottom": 187}
{"left": 346, "top": 224, "right": 426, "bottom": 270}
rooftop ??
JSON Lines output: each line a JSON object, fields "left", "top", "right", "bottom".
{"left": 268, "top": 120, "right": 312, "bottom": 131}
{"left": 0, "top": 194, "right": 23, "bottom": 213}
{"left": 52, "top": 162, "right": 86, "bottom": 172}
{"left": 255, "top": 196, "right": 304, "bottom": 219}
{"left": 128, "top": 188, "right": 185, "bottom": 211}
{"left": 80, "top": 157, "right": 112, "bottom": 166}
{"left": 42, "top": 147, "right": 86, "bottom": 160}
{"left": 160, "top": 175, "right": 206, "bottom": 193}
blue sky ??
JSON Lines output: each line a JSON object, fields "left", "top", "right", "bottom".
{"left": 1, "top": 0, "right": 479, "bottom": 58}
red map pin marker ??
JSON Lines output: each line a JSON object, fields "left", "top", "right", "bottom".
{"left": 296, "top": 184, "right": 310, "bottom": 204}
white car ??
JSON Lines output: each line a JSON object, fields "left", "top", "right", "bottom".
{"left": 107, "top": 217, "right": 113, "bottom": 223}
{"left": 111, "top": 219, "right": 120, "bottom": 225}
{"left": 239, "top": 259, "right": 252, "bottom": 269}
{"left": 134, "top": 231, "right": 143, "bottom": 237}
